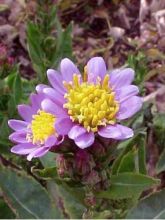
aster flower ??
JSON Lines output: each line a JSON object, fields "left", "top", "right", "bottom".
{"left": 41, "top": 57, "right": 142, "bottom": 149}
{"left": 8, "top": 93, "right": 63, "bottom": 161}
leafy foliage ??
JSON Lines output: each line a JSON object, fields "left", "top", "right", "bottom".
{"left": 127, "top": 189, "right": 165, "bottom": 219}
{"left": 97, "top": 173, "right": 159, "bottom": 200}
{"left": 0, "top": 167, "right": 61, "bottom": 219}
{"left": 27, "top": 3, "right": 73, "bottom": 82}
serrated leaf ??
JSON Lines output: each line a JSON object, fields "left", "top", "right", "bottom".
{"left": 97, "top": 173, "right": 160, "bottom": 200}
{"left": 0, "top": 167, "right": 62, "bottom": 218}
{"left": 127, "top": 189, "right": 165, "bottom": 218}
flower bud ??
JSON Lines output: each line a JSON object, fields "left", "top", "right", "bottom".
{"left": 0, "top": 44, "right": 7, "bottom": 61}
{"left": 84, "top": 192, "right": 96, "bottom": 207}
{"left": 56, "top": 154, "right": 73, "bottom": 178}
{"left": 89, "top": 141, "right": 106, "bottom": 158}
{"left": 74, "top": 150, "right": 95, "bottom": 176}
{"left": 82, "top": 170, "right": 101, "bottom": 186}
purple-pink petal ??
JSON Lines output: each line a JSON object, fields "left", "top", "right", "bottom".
{"left": 27, "top": 147, "right": 50, "bottom": 161}
{"left": 17, "top": 104, "right": 34, "bottom": 122}
{"left": 117, "top": 96, "right": 142, "bottom": 120}
{"left": 9, "top": 131, "right": 28, "bottom": 143}
{"left": 11, "top": 143, "right": 37, "bottom": 155}
{"left": 114, "top": 124, "right": 134, "bottom": 140}
{"left": 68, "top": 125, "right": 87, "bottom": 140}
{"left": 30, "top": 93, "right": 45, "bottom": 112}
{"left": 75, "top": 131, "right": 94, "bottom": 149}
{"left": 36, "top": 84, "right": 49, "bottom": 93}
{"left": 110, "top": 68, "right": 135, "bottom": 89}
{"left": 98, "top": 124, "right": 122, "bottom": 139}
{"left": 8, "top": 120, "right": 28, "bottom": 131}
{"left": 41, "top": 99, "right": 67, "bottom": 117}
{"left": 47, "top": 69, "right": 65, "bottom": 95}
{"left": 115, "top": 85, "right": 139, "bottom": 102}
{"left": 98, "top": 124, "right": 133, "bottom": 140}
{"left": 55, "top": 117, "right": 73, "bottom": 135}
{"left": 43, "top": 87, "right": 65, "bottom": 106}
{"left": 87, "top": 57, "right": 107, "bottom": 82}
{"left": 60, "top": 58, "right": 80, "bottom": 82}
{"left": 44, "top": 135, "right": 57, "bottom": 147}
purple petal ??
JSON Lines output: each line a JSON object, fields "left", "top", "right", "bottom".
{"left": 98, "top": 125, "right": 122, "bottom": 139}
{"left": 75, "top": 132, "right": 95, "bottom": 149}
{"left": 43, "top": 88, "right": 65, "bottom": 106}
{"left": 117, "top": 96, "right": 142, "bottom": 120}
{"left": 60, "top": 58, "right": 80, "bottom": 82}
{"left": 36, "top": 84, "right": 49, "bottom": 93}
{"left": 17, "top": 105, "right": 34, "bottom": 122}
{"left": 8, "top": 120, "right": 28, "bottom": 131}
{"left": 68, "top": 125, "right": 87, "bottom": 140}
{"left": 47, "top": 69, "right": 65, "bottom": 95}
{"left": 27, "top": 147, "right": 50, "bottom": 161}
{"left": 115, "top": 124, "right": 134, "bottom": 140}
{"left": 41, "top": 99, "right": 67, "bottom": 117}
{"left": 30, "top": 93, "right": 45, "bottom": 112}
{"left": 87, "top": 57, "right": 107, "bottom": 82}
{"left": 44, "top": 135, "right": 57, "bottom": 147}
{"left": 110, "top": 68, "right": 135, "bottom": 89}
{"left": 98, "top": 124, "right": 133, "bottom": 140}
{"left": 11, "top": 143, "right": 37, "bottom": 155}
{"left": 115, "top": 85, "right": 139, "bottom": 102}
{"left": 9, "top": 131, "right": 28, "bottom": 143}
{"left": 55, "top": 117, "right": 74, "bottom": 135}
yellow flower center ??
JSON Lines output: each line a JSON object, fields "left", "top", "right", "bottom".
{"left": 27, "top": 110, "right": 56, "bottom": 144}
{"left": 63, "top": 68, "right": 119, "bottom": 132}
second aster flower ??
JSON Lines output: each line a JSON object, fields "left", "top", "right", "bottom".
{"left": 8, "top": 93, "right": 63, "bottom": 160}
{"left": 42, "top": 57, "right": 142, "bottom": 149}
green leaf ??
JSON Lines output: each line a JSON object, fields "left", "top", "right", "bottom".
{"left": 48, "top": 181, "right": 85, "bottom": 219}
{"left": 153, "top": 113, "right": 165, "bottom": 149}
{"left": 33, "top": 167, "right": 58, "bottom": 179}
{"left": 40, "top": 152, "right": 56, "bottom": 168}
{"left": 7, "top": 96, "right": 16, "bottom": 117}
{"left": 117, "top": 149, "right": 137, "bottom": 173}
{"left": 0, "top": 116, "right": 10, "bottom": 138}
{"left": 13, "top": 73, "right": 22, "bottom": 104}
{"left": 0, "top": 197, "right": 15, "bottom": 218}
{"left": 156, "top": 148, "right": 165, "bottom": 174}
{"left": 112, "top": 132, "right": 147, "bottom": 175}
{"left": 97, "top": 173, "right": 160, "bottom": 200}
{"left": 137, "top": 133, "right": 147, "bottom": 174}
{"left": 127, "top": 189, "right": 165, "bottom": 218}
{"left": 27, "top": 22, "right": 45, "bottom": 81}
{"left": 0, "top": 167, "right": 62, "bottom": 218}
{"left": 52, "top": 22, "right": 73, "bottom": 67}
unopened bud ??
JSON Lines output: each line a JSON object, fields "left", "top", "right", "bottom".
{"left": 84, "top": 192, "right": 96, "bottom": 207}
{"left": 56, "top": 154, "right": 73, "bottom": 178}
{"left": 89, "top": 141, "right": 106, "bottom": 158}
{"left": 82, "top": 170, "right": 101, "bottom": 186}
{"left": 74, "top": 150, "right": 95, "bottom": 176}
{"left": 0, "top": 44, "right": 7, "bottom": 61}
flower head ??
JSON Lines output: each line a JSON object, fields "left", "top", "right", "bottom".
{"left": 42, "top": 57, "right": 142, "bottom": 149}
{"left": 8, "top": 93, "right": 63, "bottom": 160}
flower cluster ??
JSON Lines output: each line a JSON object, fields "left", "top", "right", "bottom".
{"left": 8, "top": 57, "right": 142, "bottom": 160}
